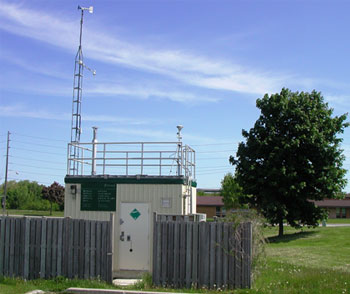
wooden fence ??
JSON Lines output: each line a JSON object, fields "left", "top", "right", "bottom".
{"left": 0, "top": 215, "right": 114, "bottom": 283}
{"left": 153, "top": 220, "right": 252, "bottom": 289}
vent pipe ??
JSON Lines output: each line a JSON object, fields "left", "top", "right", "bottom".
{"left": 91, "top": 126, "right": 98, "bottom": 175}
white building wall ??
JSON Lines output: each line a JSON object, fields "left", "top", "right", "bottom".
{"left": 64, "top": 181, "right": 192, "bottom": 273}
{"left": 64, "top": 183, "right": 112, "bottom": 221}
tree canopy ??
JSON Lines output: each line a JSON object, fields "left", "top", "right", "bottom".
{"left": 221, "top": 173, "right": 245, "bottom": 209}
{"left": 0, "top": 180, "right": 44, "bottom": 210}
{"left": 42, "top": 182, "right": 65, "bottom": 215}
{"left": 230, "top": 89, "right": 349, "bottom": 236}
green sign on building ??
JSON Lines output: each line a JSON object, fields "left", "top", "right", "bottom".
{"left": 81, "top": 183, "right": 116, "bottom": 211}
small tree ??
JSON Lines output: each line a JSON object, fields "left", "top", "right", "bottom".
{"left": 231, "top": 89, "right": 349, "bottom": 236}
{"left": 221, "top": 173, "right": 246, "bottom": 209}
{"left": 42, "top": 182, "right": 65, "bottom": 215}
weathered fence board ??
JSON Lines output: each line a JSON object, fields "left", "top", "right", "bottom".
{"left": 153, "top": 219, "right": 252, "bottom": 290}
{"left": 0, "top": 216, "right": 113, "bottom": 283}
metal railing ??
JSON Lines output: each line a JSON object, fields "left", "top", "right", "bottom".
{"left": 67, "top": 141, "right": 195, "bottom": 179}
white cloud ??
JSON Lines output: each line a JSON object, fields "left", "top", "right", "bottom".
{"left": 0, "top": 1, "right": 289, "bottom": 97}
{"left": 324, "top": 94, "right": 350, "bottom": 107}
{"left": 86, "top": 84, "right": 219, "bottom": 103}
{"left": 102, "top": 126, "right": 227, "bottom": 144}
{"left": 0, "top": 104, "right": 151, "bottom": 125}
{"left": 0, "top": 105, "right": 70, "bottom": 120}
{"left": 0, "top": 51, "right": 69, "bottom": 80}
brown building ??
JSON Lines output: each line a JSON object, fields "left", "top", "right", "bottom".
{"left": 196, "top": 196, "right": 225, "bottom": 218}
{"left": 314, "top": 197, "right": 350, "bottom": 219}
{"left": 197, "top": 194, "right": 350, "bottom": 219}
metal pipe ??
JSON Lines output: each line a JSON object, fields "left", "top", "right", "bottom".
{"left": 91, "top": 126, "right": 98, "bottom": 175}
{"left": 141, "top": 143, "right": 144, "bottom": 175}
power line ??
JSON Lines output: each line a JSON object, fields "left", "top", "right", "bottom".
{"left": 10, "top": 170, "right": 64, "bottom": 177}
{"left": 197, "top": 157, "right": 231, "bottom": 160}
{"left": 13, "top": 132, "right": 67, "bottom": 143}
{"left": 197, "top": 165, "right": 232, "bottom": 170}
{"left": 6, "top": 177, "right": 55, "bottom": 185}
{"left": 11, "top": 140, "right": 65, "bottom": 150}
{"left": 11, "top": 147, "right": 66, "bottom": 156}
{"left": 191, "top": 142, "right": 238, "bottom": 147}
{"left": 196, "top": 149, "right": 236, "bottom": 154}
{"left": 10, "top": 162, "right": 66, "bottom": 171}
{"left": 9, "top": 155, "right": 66, "bottom": 165}
{"left": 197, "top": 170, "right": 232, "bottom": 176}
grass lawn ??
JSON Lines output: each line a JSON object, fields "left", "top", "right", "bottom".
{"left": 1, "top": 226, "right": 349, "bottom": 294}
{"left": 326, "top": 218, "right": 350, "bottom": 224}
{"left": 245, "top": 226, "right": 350, "bottom": 294}
{"left": 5, "top": 209, "right": 64, "bottom": 217}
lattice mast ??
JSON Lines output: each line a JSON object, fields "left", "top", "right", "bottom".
{"left": 70, "top": 5, "right": 95, "bottom": 175}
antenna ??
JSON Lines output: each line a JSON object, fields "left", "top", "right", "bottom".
{"left": 69, "top": 5, "right": 96, "bottom": 175}
{"left": 176, "top": 125, "right": 183, "bottom": 176}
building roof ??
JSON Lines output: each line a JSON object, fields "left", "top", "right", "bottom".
{"left": 196, "top": 196, "right": 350, "bottom": 208}
{"left": 314, "top": 198, "right": 350, "bottom": 208}
{"left": 197, "top": 196, "right": 224, "bottom": 206}
{"left": 197, "top": 188, "right": 221, "bottom": 193}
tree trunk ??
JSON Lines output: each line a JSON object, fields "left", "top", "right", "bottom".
{"left": 279, "top": 218, "right": 284, "bottom": 237}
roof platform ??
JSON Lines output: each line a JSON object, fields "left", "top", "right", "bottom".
{"left": 67, "top": 140, "right": 196, "bottom": 181}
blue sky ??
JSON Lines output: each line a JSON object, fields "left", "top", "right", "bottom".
{"left": 0, "top": 0, "right": 349, "bottom": 191}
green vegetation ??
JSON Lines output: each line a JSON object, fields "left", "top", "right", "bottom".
{"left": 0, "top": 276, "right": 116, "bottom": 294}
{"left": 221, "top": 173, "right": 246, "bottom": 209}
{"left": 0, "top": 180, "right": 64, "bottom": 214}
{"left": 5, "top": 209, "right": 64, "bottom": 217}
{"left": 246, "top": 226, "right": 350, "bottom": 294}
{"left": 232, "top": 89, "right": 349, "bottom": 236}
{"left": 42, "top": 181, "right": 65, "bottom": 215}
{"left": 326, "top": 218, "right": 350, "bottom": 224}
{"left": 1, "top": 226, "right": 349, "bottom": 294}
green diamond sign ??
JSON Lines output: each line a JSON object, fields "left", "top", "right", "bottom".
{"left": 130, "top": 208, "right": 141, "bottom": 220}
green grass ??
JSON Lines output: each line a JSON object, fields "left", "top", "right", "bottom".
{"left": 0, "top": 276, "right": 118, "bottom": 294}
{"left": 237, "top": 226, "right": 350, "bottom": 294}
{"left": 5, "top": 209, "right": 64, "bottom": 217}
{"left": 326, "top": 218, "right": 350, "bottom": 224}
{"left": 1, "top": 227, "right": 350, "bottom": 294}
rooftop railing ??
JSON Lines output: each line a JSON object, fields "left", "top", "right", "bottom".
{"left": 67, "top": 141, "right": 195, "bottom": 179}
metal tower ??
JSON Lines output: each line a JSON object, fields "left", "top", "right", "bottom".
{"left": 70, "top": 5, "right": 95, "bottom": 175}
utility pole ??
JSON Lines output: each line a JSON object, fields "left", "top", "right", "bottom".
{"left": 2, "top": 131, "right": 10, "bottom": 215}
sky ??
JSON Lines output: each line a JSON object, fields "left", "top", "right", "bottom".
{"left": 0, "top": 0, "right": 349, "bottom": 192}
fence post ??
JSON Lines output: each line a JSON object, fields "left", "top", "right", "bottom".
{"left": 152, "top": 213, "right": 160, "bottom": 286}
{"left": 106, "top": 213, "right": 114, "bottom": 283}
{"left": 23, "top": 217, "right": 30, "bottom": 280}
{"left": 40, "top": 217, "right": 47, "bottom": 278}
{"left": 0, "top": 217, "right": 5, "bottom": 276}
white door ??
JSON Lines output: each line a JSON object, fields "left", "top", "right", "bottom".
{"left": 118, "top": 203, "right": 150, "bottom": 270}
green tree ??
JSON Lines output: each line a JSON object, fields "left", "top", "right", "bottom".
{"left": 231, "top": 89, "right": 349, "bottom": 236}
{"left": 0, "top": 180, "right": 45, "bottom": 209}
{"left": 42, "top": 182, "right": 65, "bottom": 215}
{"left": 221, "top": 173, "right": 245, "bottom": 209}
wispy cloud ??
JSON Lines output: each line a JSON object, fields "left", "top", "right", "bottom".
{"left": 0, "top": 50, "right": 69, "bottom": 80}
{"left": 0, "top": 105, "right": 70, "bottom": 120}
{"left": 103, "top": 126, "right": 227, "bottom": 144}
{"left": 0, "top": 104, "right": 151, "bottom": 125}
{"left": 0, "top": 1, "right": 290, "bottom": 97}
{"left": 86, "top": 84, "right": 219, "bottom": 103}
{"left": 324, "top": 94, "right": 350, "bottom": 108}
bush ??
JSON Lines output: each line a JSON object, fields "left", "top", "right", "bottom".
{"left": 22, "top": 199, "right": 59, "bottom": 211}
{"left": 224, "top": 209, "right": 267, "bottom": 281}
